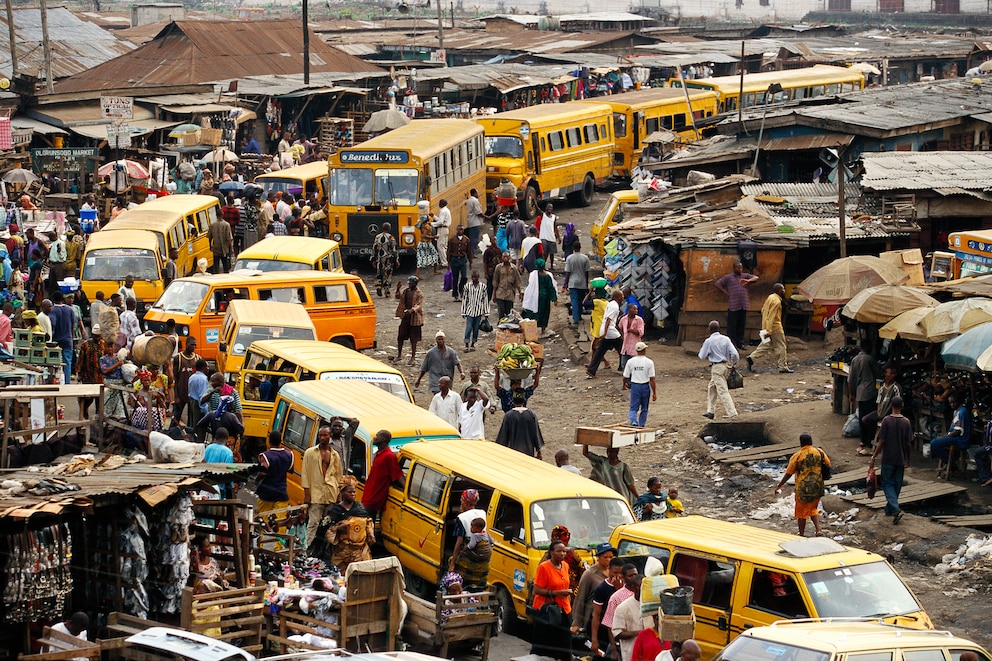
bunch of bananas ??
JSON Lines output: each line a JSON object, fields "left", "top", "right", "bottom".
{"left": 496, "top": 342, "right": 535, "bottom": 370}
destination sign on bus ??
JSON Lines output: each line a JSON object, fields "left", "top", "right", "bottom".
{"left": 340, "top": 150, "right": 409, "bottom": 164}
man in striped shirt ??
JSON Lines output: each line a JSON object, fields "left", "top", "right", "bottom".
{"left": 460, "top": 271, "right": 489, "bottom": 351}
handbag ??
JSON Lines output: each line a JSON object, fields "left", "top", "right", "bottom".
{"left": 479, "top": 316, "right": 493, "bottom": 333}
{"left": 866, "top": 466, "right": 878, "bottom": 499}
{"left": 442, "top": 269, "right": 453, "bottom": 292}
{"left": 819, "top": 449, "right": 832, "bottom": 481}
{"left": 726, "top": 365, "right": 744, "bottom": 390}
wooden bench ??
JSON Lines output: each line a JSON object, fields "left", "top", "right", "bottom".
{"left": 402, "top": 590, "right": 497, "bottom": 660}
{"left": 181, "top": 584, "right": 266, "bottom": 655}
{"left": 19, "top": 627, "right": 101, "bottom": 661}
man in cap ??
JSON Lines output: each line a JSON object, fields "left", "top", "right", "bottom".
{"left": 571, "top": 542, "right": 617, "bottom": 636}
{"left": 623, "top": 341, "right": 656, "bottom": 428}
{"left": 415, "top": 330, "right": 463, "bottom": 394}
{"left": 394, "top": 276, "right": 424, "bottom": 365}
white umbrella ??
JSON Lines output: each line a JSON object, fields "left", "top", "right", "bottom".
{"left": 849, "top": 62, "right": 881, "bottom": 76}
{"left": 2, "top": 168, "right": 38, "bottom": 184}
{"left": 363, "top": 109, "right": 411, "bottom": 133}
{"left": 201, "top": 148, "right": 239, "bottom": 164}
{"left": 979, "top": 60, "right": 992, "bottom": 73}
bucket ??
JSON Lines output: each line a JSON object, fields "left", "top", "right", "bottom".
{"left": 132, "top": 334, "right": 174, "bottom": 366}
{"left": 660, "top": 587, "right": 694, "bottom": 616}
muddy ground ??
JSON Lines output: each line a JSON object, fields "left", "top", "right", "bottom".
{"left": 360, "top": 188, "right": 992, "bottom": 651}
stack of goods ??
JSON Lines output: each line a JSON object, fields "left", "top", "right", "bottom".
{"left": 1, "top": 523, "right": 73, "bottom": 623}
{"left": 12, "top": 328, "right": 61, "bottom": 368}
{"left": 120, "top": 506, "right": 150, "bottom": 618}
{"left": 495, "top": 343, "right": 536, "bottom": 371}
{"left": 603, "top": 236, "right": 680, "bottom": 328}
{"left": 148, "top": 494, "right": 194, "bottom": 614}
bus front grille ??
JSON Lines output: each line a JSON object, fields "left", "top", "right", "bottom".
{"left": 347, "top": 213, "right": 398, "bottom": 246}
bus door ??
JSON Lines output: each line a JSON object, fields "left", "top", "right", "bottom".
{"left": 529, "top": 133, "right": 541, "bottom": 175}
{"left": 633, "top": 111, "right": 642, "bottom": 152}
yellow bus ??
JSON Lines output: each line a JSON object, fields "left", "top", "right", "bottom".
{"left": 578, "top": 88, "right": 719, "bottom": 176}
{"left": 254, "top": 161, "right": 329, "bottom": 200}
{"left": 670, "top": 65, "right": 865, "bottom": 113}
{"left": 475, "top": 103, "right": 614, "bottom": 219}
{"left": 325, "top": 119, "right": 486, "bottom": 256}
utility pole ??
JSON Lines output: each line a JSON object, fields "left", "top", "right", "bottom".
{"left": 39, "top": 0, "right": 53, "bottom": 93}
{"left": 838, "top": 147, "right": 847, "bottom": 258}
{"left": 4, "top": 0, "right": 17, "bottom": 77}
{"left": 303, "top": 0, "right": 310, "bottom": 85}
{"left": 436, "top": 0, "right": 444, "bottom": 51}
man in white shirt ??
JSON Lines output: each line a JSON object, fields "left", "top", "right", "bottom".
{"left": 611, "top": 574, "right": 653, "bottom": 661}
{"left": 432, "top": 199, "right": 452, "bottom": 268}
{"left": 46, "top": 611, "right": 89, "bottom": 661}
{"left": 118, "top": 274, "right": 137, "bottom": 306}
{"left": 537, "top": 203, "right": 560, "bottom": 269}
{"left": 698, "top": 320, "right": 740, "bottom": 420}
{"left": 623, "top": 342, "right": 656, "bottom": 427}
{"left": 458, "top": 385, "right": 489, "bottom": 439}
{"left": 120, "top": 297, "right": 142, "bottom": 350}
{"left": 89, "top": 291, "right": 107, "bottom": 335}
{"left": 428, "top": 376, "right": 461, "bottom": 429}
{"left": 275, "top": 193, "right": 292, "bottom": 222}
{"left": 38, "top": 298, "right": 53, "bottom": 340}
{"left": 465, "top": 189, "right": 484, "bottom": 257}
{"left": 586, "top": 290, "right": 624, "bottom": 378}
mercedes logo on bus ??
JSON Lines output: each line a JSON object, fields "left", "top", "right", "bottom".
{"left": 369, "top": 223, "right": 379, "bottom": 237}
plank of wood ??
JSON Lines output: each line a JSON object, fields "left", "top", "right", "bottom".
{"left": 713, "top": 443, "right": 796, "bottom": 463}
{"left": 932, "top": 515, "right": 992, "bottom": 527}
{"left": 825, "top": 470, "right": 922, "bottom": 487}
{"left": 841, "top": 482, "right": 966, "bottom": 508}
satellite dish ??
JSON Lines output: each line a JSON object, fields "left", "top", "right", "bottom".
{"left": 0, "top": 78, "right": 9, "bottom": 90}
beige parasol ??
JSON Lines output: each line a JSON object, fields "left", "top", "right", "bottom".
{"left": 798, "top": 255, "right": 910, "bottom": 305}
{"left": 842, "top": 285, "right": 938, "bottom": 324}
{"left": 918, "top": 297, "right": 992, "bottom": 343}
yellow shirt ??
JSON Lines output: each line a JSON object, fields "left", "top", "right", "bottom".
{"left": 760, "top": 293, "right": 784, "bottom": 334}
{"left": 301, "top": 444, "right": 342, "bottom": 505}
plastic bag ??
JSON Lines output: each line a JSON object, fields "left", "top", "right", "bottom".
{"left": 442, "top": 269, "right": 453, "bottom": 292}
{"left": 479, "top": 316, "right": 493, "bottom": 333}
{"left": 842, "top": 412, "right": 861, "bottom": 438}
{"left": 866, "top": 467, "right": 878, "bottom": 499}
{"left": 726, "top": 366, "right": 744, "bottom": 390}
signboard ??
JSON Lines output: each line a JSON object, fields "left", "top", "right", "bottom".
{"left": 31, "top": 147, "right": 98, "bottom": 173}
{"left": 107, "top": 122, "right": 131, "bottom": 150}
{"left": 100, "top": 96, "right": 133, "bottom": 120}
{"left": 339, "top": 150, "right": 410, "bottom": 164}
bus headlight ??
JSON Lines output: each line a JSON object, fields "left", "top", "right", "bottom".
{"left": 331, "top": 232, "right": 343, "bottom": 242}
{"left": 403, "top": 234, "right": 415, "bottom": 245}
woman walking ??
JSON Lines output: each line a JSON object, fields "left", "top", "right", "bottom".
{"left": 774, "top": 433, "right": 831, "bottom": 537}
{"left": 522, "top": 258, "right": 557, "bottom": 337}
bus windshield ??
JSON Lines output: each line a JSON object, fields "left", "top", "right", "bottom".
{"left": 232, "top": 326, "right": 315, "bottom": 355}
{"left": 233, "top": 258, "right": 310, "bottom": 272}
{"left": 485, "top": 136, "right": 524, "bottom": 158}
{"left": 530, "top": 498, "right": 634, "bottom": 549}
{"left": 256, "top": 178, "right": 305, "bottom": 197}
{"left": 152, "top": 281, "right": 210, "bottom": 314}
{"left": 374, "top": 168, "right": 419, "bottom": 206}
{"left": 319, "top": 371, "right": 411, "bottom": 402}
{"left": 83, "top": 249, "right": 160, "bottom": 282}
{"left": 329, "top": 168, "right": 373, "bottom": 206}
{"left": 801, "top": 561, "right": 922, "bottom": 618}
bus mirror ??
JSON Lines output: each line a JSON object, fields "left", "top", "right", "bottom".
{"left": 218, "top": 342, "right": 227, "bottom": 352}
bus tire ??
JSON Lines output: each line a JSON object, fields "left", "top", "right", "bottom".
{"left": 330, "top": 336, "right": 356, "bottom": 350}
{"left": 567, "top": 174, "right": 595, "bottom": 208}
{"left": 404, "top": 569, "right": 435, "bottom": 600}
{"left": 495, "top": 585, "right": 517, "bottom": 636}
{"left": 520, "top": 186, "right": 540, "bottom": 221}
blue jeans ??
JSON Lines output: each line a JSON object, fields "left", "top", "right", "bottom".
{"left": 464, "top": 315, "right": 482, "bottom": 345}
{"left": 931, "top": 434, "right": 967, "bottom": 463}
{"left": 451, "top": 256, "right": 469, "bottom": 298}
{"left": 466, "top": 226, "right": 481, "bottom": 256}
{"left": 569, "top": 288, "right": 587, "bottom": 324}
{"left": 629, "top": 382, "right": 651, "bottom": 427}
{"left": 975, "top": 446, "right": 992, "bottom": 483}
{"left": 62, "top": 348, "right": 73, "bottom": 384}
{"left": 879, "top": 463, "right": 904, "bottom": 516}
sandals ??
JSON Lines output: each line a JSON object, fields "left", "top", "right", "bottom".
{"left": 856, "top": 447, "right": 872, "bottom": 456}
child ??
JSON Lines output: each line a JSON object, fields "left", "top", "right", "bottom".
{"left": 463, "top": 517, "right": 493, "bottom": 562}
{"left": 665, "top": 487, "right": 686, "bottom": 518}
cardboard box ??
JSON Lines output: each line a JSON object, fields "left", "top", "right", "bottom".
{"left": 658, "top": 611, "right": 695, "bottom": 642}
{"left": 519, "top": 319, "right": 538, "bottom": 342}
{"left": 182, "top": 130, "right": 200, "bottom": 146}
{"left": 527, "top": 342, "right": 544, "bottom": 360}
{"left": 575, "top": 424, "right": 655, "bottom": 448}
{"left": 880, "top": 248, "right": 925, "bottom": 286}
{"left": 495, "top": 328, "right": 524, "bottom": 351}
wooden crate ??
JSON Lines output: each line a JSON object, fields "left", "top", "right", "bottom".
{"left": 181, "top": 130, "right": 200, "bottom": 146}
{"left": 575, "top": 424, "right": 655, "bottom": 448}
{"left": 180, "top": 584, "right": 266, "bottom": 655}
{"left": 199, "top": 128, "right": 222, "bottom": 146}
{"left": 402, "top": 590, "right": 496, "bottom": 660}
{"left": 658, "top": 611, "right": 695, "bottom": 642}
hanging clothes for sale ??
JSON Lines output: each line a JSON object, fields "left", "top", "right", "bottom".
{"left": 2, "top": 523, "right": 73, "bottom": 623}
{"left": 148, "top": 494, "right": 194, "bottom": 615}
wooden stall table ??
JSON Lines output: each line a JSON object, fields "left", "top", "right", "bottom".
{"left": 403, "top": 590, "right": 497, "bottom": 660}
{"left": 18, "top": 626, "right": 101, "bottom": 661}
{"left": 1, "top": 384, "right": 103, "bottom": 468}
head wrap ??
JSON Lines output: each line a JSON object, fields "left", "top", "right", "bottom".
{"left": 441, "top": 572, "right": 463, "bottom": 590}
{"left": 137, "top": 370, "right": 153, "bottom": 381}
{"left": 21, "top": 309, "right": 37, "bottom": 320}
{"left": 461, "top": 488, "right": 479, "bottom": 504}
{"left": 535, "top": 258, "right": 546, "bottom": 270}
{"left": 340, "top": 475, "right": 359, "bottom": 489}
{"left": 551, "top": 525, "right": 571, "bottom": 544}
{"left": 563, "top": 222, "right": 575, "bottom": 245}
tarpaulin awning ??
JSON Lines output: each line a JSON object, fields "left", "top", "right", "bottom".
{"left": 70, "top": 119, "right": 180, "bottom": 140}
{"left": 760, "top": 133, "right": 854, "bottom": 152}
{"left": 160, "top": 102, "right": 238, "bottom": 114}
{"left": 11, "top": 117, "right": 67, "bottom": 136}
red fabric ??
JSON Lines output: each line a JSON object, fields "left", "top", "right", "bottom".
{"left": 533, "top": 559, "right": 572, "bottom": 614}
{"left": 631, "top": 629, "right": 668, "bottom": 661}
{"left": 0, "top": 117, "right": 12, "bottom": 150}
{"left": 361, "top": 446, "right": 402, "bottom": 512}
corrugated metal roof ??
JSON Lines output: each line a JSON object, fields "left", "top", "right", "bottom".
{"left": 0, "top": 7, "right": 135, "bottom": 81}
{"left": 53, "top": 19, "right": 382, "bottom": 94}
{"left": 862, "top": 152, "right": 992, "bottom": 192}
{"left": 211, "top": 73, "right": 370, "bottom": 98}
{"left": 760, "top": 132, "right": 853, "bottom": 151}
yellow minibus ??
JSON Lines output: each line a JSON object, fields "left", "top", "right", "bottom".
{"left": 948, "top": 229, "right": 992, "bottom": 279}
{"left": 254, "top": 161, "right": 329, "bottom": 200}
{"left": 381, "top": 440, "right": 635, "bottom": 632}
{"left": 237, "top": 339, "right": 414, "bottom": 446}
{"left": 271, "top": 379, "right": 459, "bottom": 505}
{"left": 80, "top": 229, "right": 164, "bottom": 308}
{"left": 101, "top": 194, "right": 220, "bottom": 276}
{"left": 233, "top": 236, "right": 343, "bottom": 273}
{"left": 326, "top": 119, "right": 486, "bottom": 256}
{"left": 578, "top": 88, "right": 719, "bottom": 176}
{"left": 215, "top": 300, "right": 317, "bottom": 376}
{"left": 475, "top": 103, "right": 614, "bottom": 219}
{"left": 610, "top": 516, "right": 932, "bottom": 660}
{"left": 143, "top": 271, "right": 376, "bottom": 361}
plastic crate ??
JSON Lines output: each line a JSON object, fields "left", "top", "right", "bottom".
{"left": 13, "top": 346, "right": 30, "bottom": 361}
{"left": 31, "top": 333, "right": 46, "bottom": 348}
{"left": 29, "top": 348, "right": 46, "bottom": 364}
{"left": 46, "top": 348, "right": 63, "bottom": 365}
{"left": 13, "top": 329, "right": 32, "bottom": 347}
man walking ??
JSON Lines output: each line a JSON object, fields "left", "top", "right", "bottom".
{"left": 433, "top": 199, "right": 452, "bottom": 268}
{"left": 495, "top": 389, "right": 544, "bottom": 458}
{"left": 848, "top": 340, "right": 879, "bottom": 456}
{"left": 448, "top": 225, "right": 472, "bottom": 300}
{"left": 747, "top": 282, "right": 792, "bottom": 373}
{"left": 172, "top": 337, "right": 201, "bottom": 423}
{"left": 415, "top": 330, "right": 464, "bottom": 393}
{"left": 698, "top": 320, "right": 739, "bottom": 420}
{"left": 187, "top": 360, "right": 210, "bottom": 441}
{"left": 394, "top": 276, "right": 424, "bottom": 365}
{"left": 208, "top": 204, "right": 234, "bottom": 273}
{"left": 466, "top": 189, "right": 484, "bottom": 256}
{"left": 428, "top": 376, "right": 462, "bottom": 429}
{"left": 586, "top": 290, "right": 624, "bottom": 379}
{"left": 461, "top": 271, "right": 489, "bottom": 351}
{"left": 715, "top": 261, "right": 757, "bottom": 349}
{"left": 302, "top": 423, "right": 348, "bottom": 545}
{"left": 362, "top": 430, "right": 404, "bottom": 520}
{"left": 869, "top": 396, "right": 912, "bottom": 525}
{"left": 623, "top": 342, "right": 656, "bottom": 428}
{"left": 372, "top": 222, "right": 398, "bottom": 297}
{"left": 563, "top": 242, "right": 589, "bottom": 326}
{"left": 256, "top": 431, "right": 294, "bottom": 519}
{"left": 537, "top": 203, "right": 559, "bottom": 270}
{"left": 492, "top": 252, "right": 522, "bottom": 319}
{"left": 49, "top": 291, "right": 75, "bottom": 383}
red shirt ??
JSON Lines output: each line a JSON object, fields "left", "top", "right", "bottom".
{"left": 631, "top": 628, "right": 669, "bottom": 661}
{"left": 533, "top": 559, "right": 572, "bottom": 614}
{"left": 362, "top": 446, "right": 403, "bottom": 512}
{"left": 221, "top": 205, "right": 241, "bottom": 230}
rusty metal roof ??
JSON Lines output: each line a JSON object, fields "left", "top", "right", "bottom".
{"left": 53, "top": 19, "right": 382, "bottom": 94}
{"left": 0, "top": 7, "right": 136, "bottom": 81}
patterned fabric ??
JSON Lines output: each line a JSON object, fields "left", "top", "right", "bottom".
{"left": 77, "top": 338, "right": 105, "bottom": 383}
{"left": 716, "top": 272, "right": 756, "bottom": 311}
{"left": 460, "top": 281, "right": 489, "bottom": 318}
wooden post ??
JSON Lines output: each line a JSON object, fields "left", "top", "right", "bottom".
{"left": 4, "top": 0, "right": 17, "bottom": 77}
{"left": 838, "top": 145, "right": 847, "bottom": 258}
{"left": 39, "top": 0, "right": 54, "bottom": 94}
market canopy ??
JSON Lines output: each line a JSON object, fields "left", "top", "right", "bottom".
{"left": 798, "top": 256, "right": 909, "bottom": 305}
{"left": 919, "top": 297, "right": 992, "bottom": 343}
{"left": 941, "top": 321, "right": 992, "bottom": 371}
{"left": 842, "top": 284, "right": 938, "bottom": 324}
{"left": 878, "top": 306, "right": 933, "bottom": 341}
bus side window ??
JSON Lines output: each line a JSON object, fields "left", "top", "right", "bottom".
{"left": 540, "top": 136, "right": 547, "bottom": 152}
{"left": 673, "top": 114, "right": 687, "bottom": 131}
{"left": 283, "top": 409, "right": 316, "bottom": 452}
{"left": 350, "top": 436, "right": 368, "bottom": 480}
{"left": 613, "top": 113, "right": 626, "bottom": 138}
{"left": 646, "top": 117, "right": 660, "bottom": 134}
{"left": 494, "top": 495, "right": 524, "bottom": 542}
{"left": 584, "top": 123, "right": 599, "bottom": 143}
{"left": 565, "top": 127, "right": 581, "bottom": 148}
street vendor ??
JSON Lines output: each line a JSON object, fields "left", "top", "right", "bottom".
{"left": 314, "top": 476, "right": 374, "bottom": 571}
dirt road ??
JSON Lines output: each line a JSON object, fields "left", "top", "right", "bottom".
{"left": 361, "top": 188, "right": 992, "bottom": 651}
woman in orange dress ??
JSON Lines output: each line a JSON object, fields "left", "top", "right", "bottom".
{"left": 774, "top": 433, "right": 831, "bottom": 537}
{"left": 531, "top": 539, "right": 572, "bottom": 661}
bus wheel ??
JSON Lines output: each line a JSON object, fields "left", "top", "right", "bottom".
{"left": 404, "top": 569, "right": 435, "bottom": 600}
{"left": 520, "top": 186, "right": 540, "bottom": 221}
{"left": 567, "top": 174, "right": 595, "bottom": 208}
{"left": 495, "top": 585, "right": 517, "bottom": 636}
{"left": 330, "top": 336, "right": 356, "bottom": 350}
